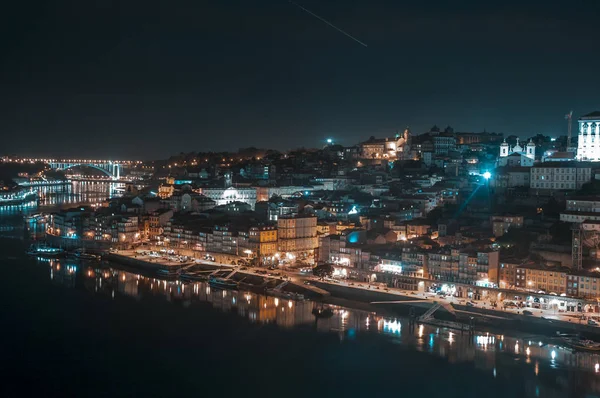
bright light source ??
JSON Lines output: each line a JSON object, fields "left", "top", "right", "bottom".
{"left": 326, "top": 138, "right": 333, "bottom": 144}
{"left": 483, "top": 171, "right": 491, "bottom": 180}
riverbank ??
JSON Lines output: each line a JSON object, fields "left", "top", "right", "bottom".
{"left": 99, "top": 249, "right": 600, "bottom": 339}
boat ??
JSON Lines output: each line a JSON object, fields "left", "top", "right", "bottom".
{"left": 69, "top": 249, "right": 100, "bottom": 261}
{"left": 179, "top": 272, "right": 208, "bottom": 282}
{"left": 559, "top": 336, "right": 600, "bottom": 352}
{"left": 26, "top": 243, "right": 65, "bottom": 258}
{"left": 157, "top": 268, "right": 182, "bottom": 277}
{"left": 0, "top": 189, "right": 38, "bottom": 206}
{"left": 208, "top": 276, "right": 238, "bottom": 290}
{"left": 265, "top": 288, "right": 304, "bottom": 300}
{"left": 312, "top": 306, "right": 334, "bottom": 319}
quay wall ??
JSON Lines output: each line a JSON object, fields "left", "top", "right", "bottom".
{"left": 45, "top": 234, "right": 111, "bottom": 251}
{"left": 312, "top": 281, "right": 427, "bottom": 304}
{"left": 104, "top": 253, "right": 175, "bottom": 271}
{"left": 453, "top": 304, "right": 600, "bottom": 337}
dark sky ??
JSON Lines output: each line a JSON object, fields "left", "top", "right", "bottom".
{"left": 1, "top": 0, "right": 599, "bottom": 159}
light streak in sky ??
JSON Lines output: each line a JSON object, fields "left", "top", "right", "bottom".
{"left": 289, "top": 1, "right": 367, "bottom": 47}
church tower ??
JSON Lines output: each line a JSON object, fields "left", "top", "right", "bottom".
{"left": 500, "top": 139, "right": 509, "bottom": 157}
{"left": 526, "top": 139, "right": 535, "bottom": 159}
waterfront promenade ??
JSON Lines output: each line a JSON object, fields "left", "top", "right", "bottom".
{"left": 105, "top": 248, "right": 600, "bottom": 336}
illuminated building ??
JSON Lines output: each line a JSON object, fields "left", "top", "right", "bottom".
{"left": 277, "top": 214, "right": 318, "bottom": 263}
{"left": 359, "top": 128, "right": 411, "bottom": 160}
{"left": 498, "top": 138, "right": 535, "bottom": 167}
{"left": 196, "top": 187, "right": 257, "bottom": 209}
{"left": 576, "top": 111, "right": 600, "bottom": 161}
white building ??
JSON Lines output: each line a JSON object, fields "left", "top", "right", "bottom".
{"left": 576, "top": 111, "right": 600, "bottom": 161}
{"left": 196, "top": 187, "right": 257, "bottom": 209}
{"left": 560, "top": 197, "right": 600, "bottom": 223}
{"left": 498, "top": 138, "right": 535, "bottom": 167}
{"left": 530, "top": 163, "right": 594, "bottom": 192}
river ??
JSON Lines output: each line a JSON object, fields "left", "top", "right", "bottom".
{"left": 1, "top": 190, "right": 600, "bottom": 397}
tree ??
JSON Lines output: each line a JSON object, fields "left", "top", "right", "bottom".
{"left": 313, "top": 263, "right": 334, "bottom": 278}
{"left": 576, "top": 180, "right": 600, "bottom": 196}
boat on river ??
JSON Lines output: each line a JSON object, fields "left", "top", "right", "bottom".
{"left": 312, "top": 306, "right": 334, "bottom": 319}
{"left": 208, "top": 276, "right": 238, "bottom": 290}
{"left": 559, "top": 334, "right": 600, "bottom": 352}
{"left": 26, "top": 243, "right": 64, "bottom": 258}
{"left": 68, "top": 249, "right": 100, "bottom": 261}
{"left": 0, "top": 189, "right": 38, "bottom": 206}
{"left": 265, "top": 288, "right": 304, "bottom": 301}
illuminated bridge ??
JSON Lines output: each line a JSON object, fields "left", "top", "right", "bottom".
{"left": 47, "top": 159, "right": 123, "bottom": 179}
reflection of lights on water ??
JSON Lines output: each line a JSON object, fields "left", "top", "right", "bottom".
{"left": 493, "top": 368, "right": 496, "bottom": 378}
{"left": 595, "top": 363, "right": 599, "bottom": 373}
{"left": 418, "top": 325, "right": 424, "bottom": 338}
{"left": 288, "top": 301, "right": 293, "bottom": 309}
{"left": 382, "top": 319, "right": 400, "bottom": 334}
{"left": 429, "top": 334, "right": 434, "bottom": 348}
{"left": 515, "top": 342, "right": 519, "bottom": 354}
{"left": 274, "top": 298, "right": 279, "bottom": 307}
{"left": 535, "top": 362, "right": 539, "bottom": 376}
{"left": 341, "top": 310, "right": 348, "bottom": 320}
{"left": 365, "top": 317, "right": 370, "bottom": 327}
{"left": 526, "top": 347, "right": 531, "bottom": 356}
{"left": 476, "top": 335, "right": 495, "bottom": 346}
{"left": 551, "top": 350, "right": 556, "bottom": 360}
{"left": 448, "top": 332, "right": 454, "bottom": 344}
{"left": 263, "top": 303, "right": 267, "bottom": 309}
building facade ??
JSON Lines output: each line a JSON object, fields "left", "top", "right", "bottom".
{"left": 576, "top": 111, "right": 600, "bottom": 161}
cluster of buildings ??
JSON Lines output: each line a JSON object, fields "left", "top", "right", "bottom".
{"left": 41, "top": 110, "right": 600, "bottom": 305}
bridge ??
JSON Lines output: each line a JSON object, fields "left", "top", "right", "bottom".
{"left": 1, "top": 157, "right": 141, "bottom": 180}
{"left": 48, "top": 160, "right": 122, "bottom": 179}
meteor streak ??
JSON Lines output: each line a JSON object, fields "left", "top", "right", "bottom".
{"left": 289, "top": 1, "right": 367, "bottom": 47}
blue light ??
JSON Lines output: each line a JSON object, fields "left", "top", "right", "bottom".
{"left": 326, "top": 138, "right": 333, "bottom": 144}
{"left": 483, "top": 171, "right": 491, "bottom": 180}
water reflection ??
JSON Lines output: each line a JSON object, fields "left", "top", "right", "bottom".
{"left": 37, "top": 181, "right": 122, "bottom": 207}
{"left": 38, "top": 257, "right": 600, "bottom": 397}
{"left": 0, "top": 181, "right": 122, "bottom": 219}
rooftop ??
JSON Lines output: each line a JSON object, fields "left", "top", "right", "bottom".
{"left": 580, "top": 111, "right": 600, "bottom": 119}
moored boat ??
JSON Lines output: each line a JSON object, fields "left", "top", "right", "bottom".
{"left": 68, "top": 249, "right": 100, "bottom": 261}
{"left": 312, "top": 306, "right": 334, "bottom": 318}
{"left": 26, "top": 243, "right": 65, "bottom": 258}
{"left": 559, "top": 336, "right": 600, "bottom": 352}
{"left": 0, "top": 189, "right": 38, "bottom": 206}
{"left": 208, "top": 276, "right": 238, "bottom": 290}
{"left": 265, "top": 288, "right": 304, "bottom": 300}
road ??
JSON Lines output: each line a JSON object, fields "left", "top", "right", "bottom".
{"left": 116, "top": 248, "right": 599, "bottom": 327}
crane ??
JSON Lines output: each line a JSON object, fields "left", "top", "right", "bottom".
{"left": 566, "top": 110, "right": 573, "bottom": 151}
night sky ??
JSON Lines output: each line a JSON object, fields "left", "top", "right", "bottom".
{"left": 1, "top": 0, "right": 599, "bottom": 159}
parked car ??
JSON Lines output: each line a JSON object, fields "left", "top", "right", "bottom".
{"left": 522, "top": 310, "right": 533, "bottom": 316}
